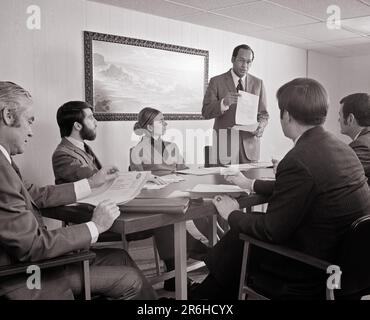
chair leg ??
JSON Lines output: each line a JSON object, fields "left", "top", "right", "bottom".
{"left": 83, "top": 260, "right": 91, "bottom": 300}
{"left": 152, "top": 237, "right": 161, "bottom": 276}
{"left": 238, "top": 241, "right": 250, "bottom": 300}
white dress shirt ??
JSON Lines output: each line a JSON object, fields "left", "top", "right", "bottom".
{"left": 0, "top": 144, "right": 99, "bottom": 244}
{"left": 220, "top": 69, "right": 247, "bottom": 112}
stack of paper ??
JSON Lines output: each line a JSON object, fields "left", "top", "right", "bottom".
{"left": 176, "top": 167, "right": 225, "bottom": 176}
{"left": 187, "top": 184, "right": 249, "bottom": 199}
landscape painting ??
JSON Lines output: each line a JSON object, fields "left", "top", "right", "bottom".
{"left": 84, "top": 32, "right": 209, "bottom": 121}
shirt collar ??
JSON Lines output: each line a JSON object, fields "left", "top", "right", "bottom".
{"left": 0, "top": 144, "right": 11, "bottom": 164}
{"left": 353, "top": 129, "right": 363, "bottom": 141}
{"left": 294, "top": 134, "right": 303, "bottom": 146}
{"left": 65, "top": 136, "right": 85, "bottom": 151}
{"left": 230, "top": 69, "right": 246, "bottom": 88}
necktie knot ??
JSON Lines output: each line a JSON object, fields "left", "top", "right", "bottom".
{"left": 236, "top": 78, "right": 244, "bottom": 92}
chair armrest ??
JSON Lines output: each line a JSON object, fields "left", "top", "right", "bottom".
{"left": 239, "top": 234, "right": 332, "bottom": 271}
{"left": 0, "top": 251, "right": 96, "bottom": 277}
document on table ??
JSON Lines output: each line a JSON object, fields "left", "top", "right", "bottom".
{"left": 187, "top": 184, "right": 250, "bottom": 198}
{"left": 77, "top": 171, "right": 151, "bottom": 206}
{"left": 176, "top": 167, "right": 225, "bottom": 176}
{"left": 234, "top": 91, "right": 259, "bottom": 132}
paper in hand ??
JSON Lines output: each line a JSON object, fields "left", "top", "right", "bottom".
{"left": 235, "top": 91, "right": 259, "bottom": 128}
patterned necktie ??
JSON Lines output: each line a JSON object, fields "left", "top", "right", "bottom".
{"left": 236, "top": 78, "right": 244, "bottom": 92}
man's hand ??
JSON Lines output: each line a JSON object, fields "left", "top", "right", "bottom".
{"left": 253, "top": 125, "right": 265, "bottom": 138}
{"left": 212, "top": 195, "right": 240, "bottom": 220}
{"left": 272, "top": 158, "right": 280, "bottom": 175}
{"left": 87, "top": 166, "right": 119, "bottom": 189}
{"left": 224, "top": 170, "right": 253, "bottom": 191}
{"left": 91, "top": 200, "right": 120, "bottom": 234}
{"left": 223, "top": 92, "right": 240, "bottom": 107}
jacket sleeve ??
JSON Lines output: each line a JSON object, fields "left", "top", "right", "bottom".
{"left": 228, "top": 156, "right": 315, "bottom": 243}
{"left": 257, "top": 80, "right": 269, "bottom": 123}
{"left": 202, "top": 77, "right": 224, "bottom": 119}
{"left": 52, "top": 151, "right": 98, "bottom": 183}
{"left": 25, "top": 180, "right": 76, "bottom": 208}
{"left": 0, "top": 166, "right": 91, "bottom": 262}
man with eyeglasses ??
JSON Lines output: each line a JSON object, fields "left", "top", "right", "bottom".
{"left": 202, "top": 44, "right": 269, "bottom": 164}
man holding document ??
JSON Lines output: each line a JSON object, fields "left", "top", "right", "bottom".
{"left": 202, "top": 44, "right": 269, "bottom": 164}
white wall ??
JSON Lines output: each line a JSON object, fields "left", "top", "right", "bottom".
{"left": 0, "top": 0, "right": 307, "bottom": 185}
{"left": 308, "top": 52, "right": 370, "bottom": 145}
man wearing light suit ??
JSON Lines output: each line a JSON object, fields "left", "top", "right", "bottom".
{"left": 339, "top": 93, "right": 370, "bottom": 185}
{"left": 202, "top": 44, "right": 269, "bottom": 164}
{"left": 0, "top": 82, "right": 156, "bottom": 299}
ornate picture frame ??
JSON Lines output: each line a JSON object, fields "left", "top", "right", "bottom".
{"left": 84, "top": 31, "right": 209, "bottom": 121}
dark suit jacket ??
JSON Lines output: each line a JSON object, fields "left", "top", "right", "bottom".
{"left": 0, "top": 152, "right": 91, "bottom": 297}
{"left": 350, "top": 127, "right": 370, "bottom": 186}
{"left": 52, "top": 138, "right": 101, "bottom": 184}
{"left": 202, "top": 70, "right": 269, "bottom": 162}
{"left": 206, "top": 126, "right": 370, "bottom": 298}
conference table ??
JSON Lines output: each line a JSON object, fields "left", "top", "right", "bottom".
{"left": 42, "top": 167, "right": 273, "bottom": 300}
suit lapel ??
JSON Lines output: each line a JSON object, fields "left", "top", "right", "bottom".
{"left": 225, "top": 70, "right": 237, "bottom": 93}
{"left": 61, "top": 138, "right": 96, "bottom": 168}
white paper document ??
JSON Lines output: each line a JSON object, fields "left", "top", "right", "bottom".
{"left": 78, "top": 171, "right": 151, "bottom": 206}
{"left": 234, "top": 91, "right": 259, "bottom": 131}
{"left": 176, "top": 167, "right": 225, "bottom": 176}
{"left": 188, "top": 184, "right": 250, "bottom": 198}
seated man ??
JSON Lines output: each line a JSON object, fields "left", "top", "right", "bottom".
{"left": 339, "top": 93, "right": 370, "bottom": 185}
{"left": 0, "top": 82, "right": 156, "bottom": 300}
{"left": 52, "top": 102, "right": 208, "bottom": 292}
{"left": 190, "top": 78, "right": 370, "bottom": 299}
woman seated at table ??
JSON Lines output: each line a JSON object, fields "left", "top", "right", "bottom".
{"left": 130, "top": 107, "right": 210, "bottom": 291}
{"left": 130, "top": 107, "right": 187, "bottom": 175}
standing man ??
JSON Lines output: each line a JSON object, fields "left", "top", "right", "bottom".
{"left": 202, "top": 44, "right": 269, "bottom": 164}
{"left": 0, "top": 82, "right": 156, "bottom": 299}
{"left": 339, "top": 93, "right": 370, "bottom": 185}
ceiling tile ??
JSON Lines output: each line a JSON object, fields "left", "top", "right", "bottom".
{"left": 267, "top": 0, "right": 370, "bottom": 20}
{"left": 88, "top": 0, "right": 203, "bottom": 18}
{"left": 180, "top": 12, "right": 268, "bottom": 34}
{"left": 325, "top": 36, "right": 370, "bottom": 46}
{"left": 310, "top": 46, "right": 353, "bottom": 57}
{"left": 279, "top": 22, "right": 359, "bottom": 41}
{"left": 214, "top": 1, "right": 317, "bottom": 27}
{"left": 341, "top": 16, "right": 370, "bottom": 35}
{"left": 167, "top": 0, "right": 259, "bottom": 11}
{"left": 249, "top": 29, "right": 312, "bottom": 45}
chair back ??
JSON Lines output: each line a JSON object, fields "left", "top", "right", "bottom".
{"left": 338, "top": 214, "right": 370, "bottom": 295}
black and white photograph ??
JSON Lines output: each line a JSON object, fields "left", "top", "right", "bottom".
{"left": 2, "top": 0, "right": 370, "bottom": 310}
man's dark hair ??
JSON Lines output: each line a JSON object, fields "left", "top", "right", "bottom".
{"left": 276, "top": 78, "right": 328, "bottom": 126}
{"left": 340, "top": 93, "right": 370, "bottom": 126}
{"left": 232, "top": 44, "right": 254, "bottom": 61}
{"left": 56, "top": 101, "right": 93, "bottom": 137}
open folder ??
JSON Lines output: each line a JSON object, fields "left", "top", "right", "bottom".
{"left": 120, "top": 198, "right": 190, "bottom": 215}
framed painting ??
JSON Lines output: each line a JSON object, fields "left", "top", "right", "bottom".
{"left": 84, "top": 31, "right": 209, "bottom": 121}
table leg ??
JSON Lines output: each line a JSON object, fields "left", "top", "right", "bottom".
{"left": 174, "top": 221, "right": 187, "bottom": 300}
